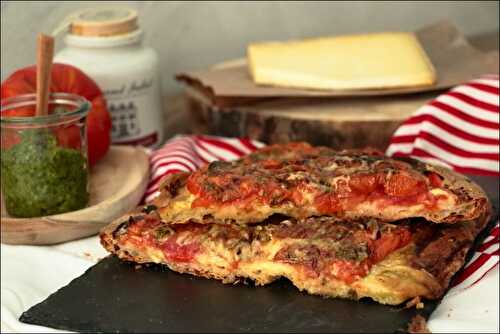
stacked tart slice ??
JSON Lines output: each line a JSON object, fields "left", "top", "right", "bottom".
{"left": 100, "top": 143, "right": 491, "bottom": 305}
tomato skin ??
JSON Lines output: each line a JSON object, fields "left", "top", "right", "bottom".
{"left": 161, "top": 237, "right": 200, "bottom": 263}
{"left": 1, "top": 63, "right": 111, "bottom": 166}
{"left": 426, "top": 172, "right": 443, "bottom": 188}
{"left": 261, "top": 159, "right": 283, "bottom": 169}
{"left": 371, "top": 228, "right": 412, "bottom": 263}
{"left": 348, "top": 172, "right": 382, "bottom": 194}
{"left": 384, "top": 171, "right": 427, "bottom": 197}
{"left": 314, "top": 192, "right": 342, "bottom": 214}
{"left": 331, "top": 260, "right": 370, "bottom": 284}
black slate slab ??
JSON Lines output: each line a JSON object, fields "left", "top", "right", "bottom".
{"left": 19, "top": 176, "right": 499, "bottom": 333}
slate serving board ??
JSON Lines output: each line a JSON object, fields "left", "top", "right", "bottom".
{"left": 19, "top": 176, "right": 499, "bottom": 333}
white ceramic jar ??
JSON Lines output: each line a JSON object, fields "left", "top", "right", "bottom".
{"left": 55, "top": 7, "right": 164, "bottom": 148}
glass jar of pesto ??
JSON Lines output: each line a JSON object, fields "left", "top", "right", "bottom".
{"left": 1, "top": 93, "right": 90, "bottom": 218}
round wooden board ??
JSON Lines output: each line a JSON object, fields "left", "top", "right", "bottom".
{"left": 1, "top": 145, "right": 150, "bottom": 245}
{"left": 184, "top": 84, "right": 439, "bottom": 150}
{"left": 178, "top": 57, "right": 437, "bottom": 150}
{"left": 177, "top": 38, "right": 497, "bottom": 149}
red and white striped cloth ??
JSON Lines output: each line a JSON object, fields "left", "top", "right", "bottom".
{"left": 145, "top": 136, "right": 265, "bottom": 203}
{"left": 144, "top": 75, "right": 499, "bottom": 293}
{"left": 385, "top": 74, "right": 500, "bottom": 292}
{"left": 449, "top": 222, "right": 499, "bottom": 293}
{"left": 386, "top": 74, "right": 499, "bottom": 176}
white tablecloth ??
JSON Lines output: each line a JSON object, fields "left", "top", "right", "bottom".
{"left": 1, "top": 236, "right": 498, "bottom": 333}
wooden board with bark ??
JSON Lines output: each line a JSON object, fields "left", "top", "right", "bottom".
{"left": 174, "top": 32, "right": 498, "bottom": 150}
{"left": 183, "top": 85, "right": 438, "bottom": 150}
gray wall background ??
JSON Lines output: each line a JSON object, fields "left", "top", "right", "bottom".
{"left": 1, "top": 1, "right": 499, "bottom": 96}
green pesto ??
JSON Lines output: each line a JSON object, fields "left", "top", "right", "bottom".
{"left": 1, "top": 129, "right": 89, "bottom": 218}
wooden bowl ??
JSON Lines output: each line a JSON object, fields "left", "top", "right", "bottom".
{"left": 1, "top": 145, "right": 150, "bottom": 245}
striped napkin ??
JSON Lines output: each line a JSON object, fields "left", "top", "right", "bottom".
{"left": 385, "top": 74, "right": 500, "bottom": 293}
{"left": 386, "top": 74, "right": 499, "bottom": 176}
{"left": 145, "top": 76, "right": 499, "bottom": 328}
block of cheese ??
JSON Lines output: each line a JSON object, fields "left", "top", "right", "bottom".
{"left": 247, "top": 32, "right": 436, "bottom": 91}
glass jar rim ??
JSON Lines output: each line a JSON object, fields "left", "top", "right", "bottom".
{"left": 1, "top": 93, "right": 91, "bottom": 125}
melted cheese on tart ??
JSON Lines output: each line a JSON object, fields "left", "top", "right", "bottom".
{"left": 155, "top": 143, "right": 486, "bottom": 225}
{"left": 117, "top": 239, "right": 440, "bottom": 305}
{"left": 108, "top": 215, "right": 446, "bottom": 305}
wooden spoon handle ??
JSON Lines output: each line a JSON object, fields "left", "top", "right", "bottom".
{"left": 36, "top": 33, "right": 54, "bottom": 116}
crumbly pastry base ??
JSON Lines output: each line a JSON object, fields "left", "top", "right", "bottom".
{"left": 101, "top": 209, "right": 490, "bottom": 305}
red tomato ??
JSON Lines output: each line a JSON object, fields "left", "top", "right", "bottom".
{"left": 348, "top": 172, "right": 381, "bottom": 195}
{"left": 1, "top": 63, "right": 111, "bottom": 166}
{"left": 331, "top": 260, "right": 369, "bottom": 284}
{"left": 426, "top": 171, "right": 444, "bottom": 188}
{"left": 260, "top": 159, "right": 283, "bottom": 169}
{"left": 384, "top": 171, "right": 427, "bottom": 197}
{"left": 371, "top": 228, "right": 412, "bottom": 263}
{"left": 314, "top": 192, "right": 342, "bottom": 214}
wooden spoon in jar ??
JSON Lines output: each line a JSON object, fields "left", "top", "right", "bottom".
{"left": 35, "top": 33, "right": 54, "bottom": 116}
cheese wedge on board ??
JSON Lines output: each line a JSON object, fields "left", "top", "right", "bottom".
{"left": 247, "top": 32, "right": 436, "bottom": 91}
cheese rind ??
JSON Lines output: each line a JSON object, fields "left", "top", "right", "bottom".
{"left": 247, "top": 32, "right": 436, "bottom": 90}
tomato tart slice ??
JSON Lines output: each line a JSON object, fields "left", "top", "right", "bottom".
{"left": 153, "top": 143, "right": 489, "bottom": 225}
{"left": 101, "top": 207, "right": 490, "bottom": 305}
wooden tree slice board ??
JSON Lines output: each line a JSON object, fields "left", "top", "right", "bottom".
{"left": 177, "top": 33, "right": 498, "bottom": 150}
{"left": 180, "top": 55, "right": 440, "bottom": 150}
{"left": 1, "top": 146, "right": 150, "bottom": 245}
{"left": 184, "top": 84, "right": 438, "bottom": 150}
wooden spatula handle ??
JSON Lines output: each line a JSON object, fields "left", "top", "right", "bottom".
{"left": 36, "top": 33, "right": 54, "bottom": 116}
